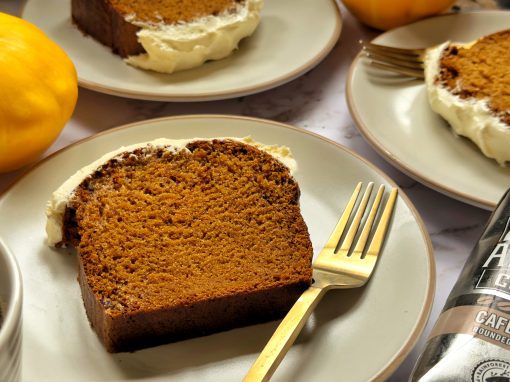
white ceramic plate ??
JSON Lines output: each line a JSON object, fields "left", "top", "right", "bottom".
{"left": 21, "top": 0, "right": 341, "bottom": 102}
{"left": 0, "top": 115, "right": 434, "bottom": 381}
{"left": 347, "top": 11, "right": 510, "bottom": 210}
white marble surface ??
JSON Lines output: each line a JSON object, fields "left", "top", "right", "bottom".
{"left": 0, "top": 1, "right": 494, "bottom": 381}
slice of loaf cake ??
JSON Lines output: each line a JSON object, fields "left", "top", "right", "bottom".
{"left": 71, "top": 0, "right": 263, "bottom": 73}
{"left": 46, "top": 138, "right": 313, "bottom": 352}
{"left": 424, "top": 29, "right": 510, "bottom": 165}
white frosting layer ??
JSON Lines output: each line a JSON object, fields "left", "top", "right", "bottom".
{"left": 45, "top": 137, "right": 296, "bottom": 247}
{"left": 124, "top": 0, "right": 263, "bottom": 73}
{"left": 425, "top": 41, "right": 510, "bottom": 165}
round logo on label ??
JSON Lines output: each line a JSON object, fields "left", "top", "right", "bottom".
{"left": 472, "top": 359, "right": 510, "bottom": 382}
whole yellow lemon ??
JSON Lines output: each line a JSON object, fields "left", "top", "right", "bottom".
{"left": 342, "top": 0, "right": 456, "bottom": 31}
{"left": 0, "top": 12, "right": 78, "bottom": 172}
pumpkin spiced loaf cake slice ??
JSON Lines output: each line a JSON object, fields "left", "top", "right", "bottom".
{"left": 71, "top": 0, "right": 264, "bottom": 73}
{"left": 424, "top": 29, "right": 510, "bottom": 165}
{"left": 45, "top": 137, "right": 313, "bottom": 352}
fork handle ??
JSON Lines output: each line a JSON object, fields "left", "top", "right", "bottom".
{"left": 243, "top": 286, "right": 326, "bottom": 382}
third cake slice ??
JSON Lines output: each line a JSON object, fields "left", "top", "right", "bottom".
{"left": 424, "top": 29, "right": 510, "bottom": 165}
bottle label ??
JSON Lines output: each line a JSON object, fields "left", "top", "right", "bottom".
{"left": 476, "top": 217, "right": 510, "bottom": 297}
{"left": 430, "top": 296, "right": 510, "bottom": 351}
{"left": 428, "top": 219, "right": 510, "bottom": 350}
{"left": 471, "top": 359, "right": 510, "bottom": 382}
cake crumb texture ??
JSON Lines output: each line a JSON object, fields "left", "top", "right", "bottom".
{"left": 64, "top": 139, "right": 312, "bottom": 351}
{"left": 438, "top": 29, "right": 510, "bottom": 124}
{"left": 110, "top": 0, "right": 243, "bottom": 23}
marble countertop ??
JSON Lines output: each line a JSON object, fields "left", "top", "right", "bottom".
{"left": 0, "top": 1, "right": 498, "bottom": 381}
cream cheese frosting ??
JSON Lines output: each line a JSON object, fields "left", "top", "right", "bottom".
{"left": 45, "top": 137, "right": 296, "bottom": 247}
{"left": 124, "top": 0, "right": 263, "bottom": 73}
{"left": 425, "top": 42, "right": 510, "bottom": 165}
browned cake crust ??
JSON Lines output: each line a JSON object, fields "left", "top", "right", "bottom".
{"left": 62, "top": 139, "right": 313, "bottom": 352}
{"left": 71, "top": 0, "right": 245, "bottom": 58}
{"left": 438, "top": 29, "right": 510, "bottom": 125}
{"left": 71, "top": 0, "right": 145, "bottom": 57}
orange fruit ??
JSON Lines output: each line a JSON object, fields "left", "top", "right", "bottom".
{"left": 0, "top": 12, "right": 78, "bottom": 172}
{"left": 342, "top": 0, "right": 456, "bottom": 31}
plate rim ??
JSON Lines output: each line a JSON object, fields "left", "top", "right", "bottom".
{"left": 20, "top": 0, "right": 343, "bottom": 102}
{"left": 346, "top": 10, "right": 510, "bottom": 211}
{"left": 0, "top": 114, "right": 435, "bottom": 381}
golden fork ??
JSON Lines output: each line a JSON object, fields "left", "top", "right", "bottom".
{"left": 361, "top": 40, "right": 428, "bottom": 79}
{"left": 244, "top": 182, "right": 398, "bottom": 382}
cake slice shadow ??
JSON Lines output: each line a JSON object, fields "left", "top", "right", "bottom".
{"left": 109, "top": 288, "right": 363, "bottom": 379}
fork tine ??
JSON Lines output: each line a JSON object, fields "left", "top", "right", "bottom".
{"left": 367, "top": 61, "right": 425, "bottom": 79}
{"left": 364, "top": 51, "right": 424, "bottom": 69}
{"left": 322, "top": 182, "right": 363, "bottom": 254}
{"left": 362, "top": 41, "right": 425, "bottom": 57}
{"left": 361, "top": 40, "right": 426, "bottom": 79}
{"left": 336, "top": 187, "right": 398, "bottom": 284}
{"left": 365, "top": 188, "right": 398, "bottom": 261}
{"left": 351, "top": 185, "right": 385, "bottom": 258}
{"left": 337, "top": 182, "right": 374, "bottom": 256}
